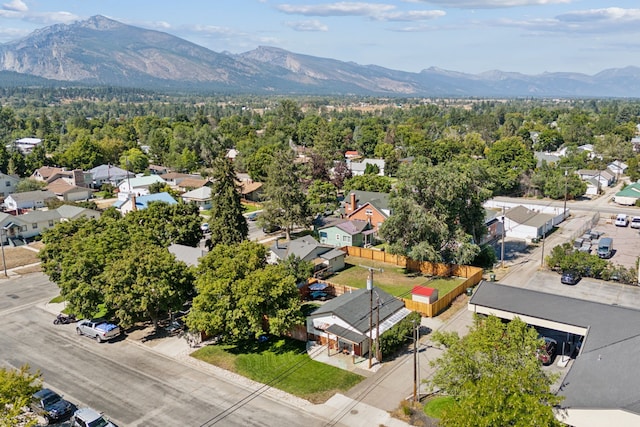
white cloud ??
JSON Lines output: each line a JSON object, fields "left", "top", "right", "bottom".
{"left": 494, "top": 7, "right": 640, "bottom": 33}
{"left": 284, "top": 20, "right": 329, "bottom": 31}
{"left": 23, "top": 11, "right": 80, "bottom": 25}
{"left": 408, "top": 0, "right": 572, "bottom": 9}
{"left": 2, "top": 0, "right": 27, "bottom": 12}
{"left": 277, "top": 2, "right": 396, "bottom": 17}
{"left": 277, "top": 2, "right": 445, "bottom": 22}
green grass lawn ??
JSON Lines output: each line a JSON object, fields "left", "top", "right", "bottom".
{"left": 327, "top": 256, "right": 466, "bottom": 297}
{"left": 423, "top": 395, "right": 455, "bottom": 418}
{"left": 191, "top": 337, "right": 363, "bottom": 403}
{"left": 243, "top": 203, "right": 262, "bottom": 213}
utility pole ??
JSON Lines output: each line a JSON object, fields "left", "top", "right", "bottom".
{"left": 500, "top": 206, "right": 506, "bottom": 269}
{"left": 375, "top": 295, "right": 381, "bottom": 362}
{"left": 367, "top": 268, "right": 373, "bottom": 369}
{"left": 0, "top": 228, "right": 6, "bottom": 277}
{"left": 413, "top": 320, "right": 418, "bottom": 402}
{"left": 563, "top": 169, "right": 568, "bottom": 220}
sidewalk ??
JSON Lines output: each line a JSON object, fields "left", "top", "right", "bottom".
{"left": 40, "top": 301, "right": 413, "bottom": 427}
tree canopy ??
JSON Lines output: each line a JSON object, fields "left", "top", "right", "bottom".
{"left": 186, "top": 241, "right": 302, "bottom": 342}
{"left": 207, "top": 157, "right": 248, "bottom": 247}
{"left": 0, "top": 364, "right": 41, "bottom": 427}
{"left": 430, "top": 316, "right": 563, "bottom": 427}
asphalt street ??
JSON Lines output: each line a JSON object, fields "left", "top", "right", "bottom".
{"left": 0, "top": 274, "right": 342, "bottom": 427}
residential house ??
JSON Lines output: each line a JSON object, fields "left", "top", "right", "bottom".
{"left": 576, "top": 169, "right": 616, "bottom": 195}
{"left": 344, "top": 150, "right": 361, "bottom": 161}
{"left": 226, "top": 148, "right": 239, "bottom": 161}
{"left": 114, "top": 192, "right": 177, "bottom": 215}
{"left": 178, "top": 177, "right": 208, "bottom": 192}
{"left": 342, "top": 191, "right": 391, "bottom": 233}
{"left": 534, "top": 152, "right": 561, "bottom": 167}
{"left": 168, "top": 243, "right": 207, "bottom": 267}
{"left": 503, "top": 205, "right": 557, "bottom": 242}
{"left": 160, "top": 172, "right": 201, "bottom": 189}
{"left": 347, "top": 158, "right": 385, "bottom": 176}
{"left": 268, "top": 235, "right": 346, "bottom": 275}
{"left": 481, "top": 209, "right": 503, "bottom": 245}
{"left": 4, "top": 190, "right": 57, "bottom": 212}
{"left": 608, "top": 160, "right": 628, "bottom": 177}
{"left": 0, "top": 205, "right": 100, "bottom": 244}
{"left": 0, "top": 173, "right": 19, "bottom": 199}
{"left": 117, "top": 175, "right": 166, "bottom": 198}
{"left": 317, "top": 218, "right": 372, "bottom": 248}
{"left": 306, "top": 287, "right": 411, "bottom": 357}
{"left": 469, "top": 281, "right": 640, "bottom": 427}
{"left": 89, "top": 164, "right": 134, "bottom": 189}
{"left": 631, "top": 136, "right": 640, "bottom": 153}
{"left": 181, "top": 186, "right": 212, "bottom": 210}
{"left": 239, "top": 181, "right": 263, "bottom": 202}
{"left": 46, "top": 179, "right": 93, "bottom": 202}
{"left": 614, "top": 183, "right": 640, "bottom": 206}
{"left": 12, "top": 137, "right": 42, "bottom": 155}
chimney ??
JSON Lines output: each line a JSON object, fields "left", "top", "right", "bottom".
{"left": 350, "top": 193, "right": 356, "bottom": 212}
{"left": 72, "top": 169, "right": 85, "bottom": 187}
{"left": 131, "top": 193, "right": 137, "bottom": 212}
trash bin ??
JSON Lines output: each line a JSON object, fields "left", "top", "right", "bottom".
{"left": 489, "top": 273, "right": 496, "bottom": 282}
{"left": 466, "top": 287, "right": 473, "bottom": 296}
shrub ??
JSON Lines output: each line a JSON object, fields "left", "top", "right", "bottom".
{"left": 379, "top": 311, "right": 421, "bottom": 358}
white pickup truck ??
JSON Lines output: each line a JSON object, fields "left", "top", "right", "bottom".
{"left": 76, "top": 319, "right": 121, "bottom": 342}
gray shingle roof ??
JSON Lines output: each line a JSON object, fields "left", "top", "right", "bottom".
{"left": 505, "top": 205, "right": 554, "bottom": 228}
{"left": 311, "top": 287, "right": 405, "bottom": 334}
{"left": 8, "top": 190, "right": 57, "bottom": 202}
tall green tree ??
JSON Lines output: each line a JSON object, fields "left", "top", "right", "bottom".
{"left": 379, "top": 158, "right": 491, "bottom": 264}
{"left": 430, "top": 316, "right": 563, "bottom": 427}
{"left": 208, "top": 158, "right": 248, "bottom": 247}
{"left": 186, "top": 241, "right": 302, "bottom": 341}
{"left": 119, "top": 147, "right": 149, "bottom": 174}
{"left": 101, "top": 243, "right": 194, "bottom": 330}
{"left": 260, "top": 150, "right": 311, "bottom": 240}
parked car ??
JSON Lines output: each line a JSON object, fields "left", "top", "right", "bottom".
{"left": 76, "top": 319, "right": 121, "bottom": 342}
{"left": 631, "top": 216, "right": 640, "bottom": 229}
{"left": 561, "top": 271, "right": 581, "bottom": 285}
{"left": 246, "top": 212, "right": 258, "bottom": 221}
{"left": 597, "top": 237, "right": 614, "bottom": 259}
{"left": 262, "top": 223, "right": 281, "bottom": 234}
{"left": 615, "top": 214, "right": 629, "bottom": 227}
{"left": 537, "top": 337, "right": 558, "bottom": 366}
{"left": 30, "top": 388, "right": 73, "bottom": 423}
{"left": 200, "top": 223, "right": 210, "bottom": 232}
{"left": 71, "top": 407, "right": 117, "bottom": 427}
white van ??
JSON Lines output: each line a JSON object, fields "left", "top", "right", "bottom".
{"left": 615, "top": 214, "right": 629, "bottom": 227}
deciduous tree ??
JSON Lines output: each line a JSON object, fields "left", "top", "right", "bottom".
{"left": 430, "top": 316, "right": 563, "bottom": 427}
{"left": 0, "top": 364, "right": 42, "bottom": 427}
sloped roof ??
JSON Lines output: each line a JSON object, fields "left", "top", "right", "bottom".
{"left": 55, "top": 204, "right": 100, "bottom": 220}
{"left": 343, "top": 190, "right": 390, "bottom": 213}
{"left": 19, "top": 209, "right": 60, "bottom": 223}
{"left": 7, "top": 190, "right": 57, "bottom": 202}
{"left": 270, "top": 235, "right": 334, "bottom": 262}
{"left": 89, "top": 164, "right": 133, "bottom": 181}
{"left": 505, "top": 205, "right": 554, "bottom": 228}
{"left": 311, "top": 287, "right": 406, "bottom": 334}
{"left": 134, "top": 192, "right": 177, "bottom": 208}
{"left": 182, "top": 186, "right": 211, "bottom": 200}
{"left": 32, "top": 166, "right": 66, "bottom": 181}
{"left": 615, "top": 183, "right": 640, "bottom": 199}
{"left": 412, "top": 286, "right": 436, "bottom": 297}
{"left": 179, "top": 178, "right": 208, "bottom": 189}
{"left": 120, "top": 175, "right": 165, "bottom": 188}
{"left": 46, "top": 178, "right": 90, "bottom": 195}
{"left": 160, "top": 172, "right": 192, "bottom": 180}
{"left": 336, "top": 219, "right": 370, "bottom": 235}
{"left": 239, "top": 181, "right": 263, "bottom": 195}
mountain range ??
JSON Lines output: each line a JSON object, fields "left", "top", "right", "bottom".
{"left": 1, "top": 15, "right": 639, "bottom": 98}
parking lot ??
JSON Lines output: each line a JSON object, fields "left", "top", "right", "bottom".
{"left": 579, "top": 214, "right": 640, "bottom": 269}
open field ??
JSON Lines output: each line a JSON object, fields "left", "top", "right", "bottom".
{"left": 326, "top": 256, "right": 466, "bottom": 297}
{"left": 191, "top": 337, "right": 363, "bottom": 403}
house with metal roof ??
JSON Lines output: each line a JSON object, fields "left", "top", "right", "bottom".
{"left": 113, "top": 192, "right": 177, "bottom": 214}
{"left": 614, "top": 182, "right": 640, "bottom": 206}
{"left": 89, "top": 164, "right": 134, "bottom": 188}
{"left": 468, "top": 281, "right": 640, "bottom": 427}
{"left": 307, "top": 287, "right": 411, "bottom": 357}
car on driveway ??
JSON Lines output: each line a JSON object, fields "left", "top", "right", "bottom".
{"left": 76, "top": 319, "right": 121, "bottom": 342}
{"left": 31, "top": 388, "right": 73, "bottom": 423}
{"left": 631, "top": 216, "right": 640, "bottom": 229}
{"left": 561, "top": 271, "right": 581, "bottom": 285}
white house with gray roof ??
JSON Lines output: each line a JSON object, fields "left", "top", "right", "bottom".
{"left": 117, "top": 175, "right": 166, "bottom": 198}
{"left": 181, "top": 186, "right": 212, "bottom": 210}
{"left": 4, "top": 190, "right": 57, "bottom": 212}
{"left": 503, "top": 205, "right": 559, "bottom": 242}
{"left": 307, "top": 287, "right": 411, "bottom": 357}
{"left": 469, "top": 281, "right": 640, "bottom": 427}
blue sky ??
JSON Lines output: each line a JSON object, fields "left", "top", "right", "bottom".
{"left": 1, "top": 0, "right": 639, "bottom": 75}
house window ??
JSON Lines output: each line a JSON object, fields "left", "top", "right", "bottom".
{"left": 319, "top": 232, "right": 327, "bottom": 238}
{"left": 20, "top": 226, "right": 26, "bottom": 232}
{"left": 32, "top": 223, "right": 38, "bottom": 229}
{"left": 343, "top": 235, "right": 351, "bottom": 242}
{"left": 336, "top": 234, "right": 340, "bottom": 241}
{"left": 4, "top": 181, "right": 9, "bottom": 187}
{"left": 48, "top": 220, "right": 54, "bottom": 227}
{"left": 365, "top": 209, "right": 373, "bottom": 216}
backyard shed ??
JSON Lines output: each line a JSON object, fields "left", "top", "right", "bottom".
{"left": 411, "top": 286, "right": 438, "bottom": 303}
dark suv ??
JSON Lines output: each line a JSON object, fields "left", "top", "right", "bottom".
{"left": 31, "top": 388, "right": 73, "bottom": 422}
{"left": 561, "top": 271, "right": 581, "bottom": 285}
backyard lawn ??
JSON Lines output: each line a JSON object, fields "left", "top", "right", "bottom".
{"left": 326, "top": 256, "right": 466, "bottom": 297}
{"left": 191, "top": 337, "right": 363, "bottom": 403}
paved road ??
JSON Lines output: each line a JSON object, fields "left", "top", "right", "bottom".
{"left": 0, "top": 275, "right": 337, "bottom": 427}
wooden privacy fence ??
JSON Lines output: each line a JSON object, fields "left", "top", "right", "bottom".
{"left": 321, "top": 246, "right": 484, "bottom": 317}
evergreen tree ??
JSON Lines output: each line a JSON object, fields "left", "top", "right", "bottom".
{"left": 208, "top": 157, "right": 248, "bottom": 247}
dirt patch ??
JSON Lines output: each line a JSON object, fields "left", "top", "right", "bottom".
{"left": 437, "top": 294, "right": 469, "bottom": 322}
{"left": 0, "top": 246, "right": 40, "bottom": 270}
